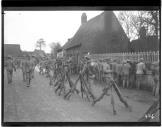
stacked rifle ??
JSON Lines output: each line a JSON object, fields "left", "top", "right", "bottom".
{"left": 50, "top": 58, "right": 132, "bottom": 115}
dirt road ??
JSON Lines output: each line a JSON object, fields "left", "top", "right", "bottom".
{"left": 3, "top": 69, "right": 157, "bottom": 122}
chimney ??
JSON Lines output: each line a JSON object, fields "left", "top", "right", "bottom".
{"left": 81, "top": 13, "right": 87, "bottom": 25}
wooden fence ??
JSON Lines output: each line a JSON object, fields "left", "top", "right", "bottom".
{"left": 91, "top": 51, "right": 159, "bottom": 63}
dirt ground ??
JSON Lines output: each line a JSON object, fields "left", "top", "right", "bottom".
{"left": 3, "top": 68, "right": 159, "bottom": 122}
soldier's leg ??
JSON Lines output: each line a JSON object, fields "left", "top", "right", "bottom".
{"left": 22, "top": 71, "right": 25, "bottom": 81}
{"left": 29, "top": 71, "right": 32, "bottom": 85}
{"left": 24, "top": 71, "right": 26, "bottom": 82}
{"left": 138, "top": 75, "right": 143, "bottom": 90}
{"left": 122, "top": 75, "right": 125, "bottom": 88}
{"left": 49, "top": 76, "right": 53, "bottom": 86}
{"left": 136, "top": 75, "right": 140, "bottom": 89}
{"left": 26, "top": 72, "right": 30, "bottom": 85}
{"left": 31, "top": 69, "right": 34, "bottom": 78}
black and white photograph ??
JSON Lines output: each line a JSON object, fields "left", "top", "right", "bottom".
{"left": 2, "top": 9, "right": 160, "bottom": 125}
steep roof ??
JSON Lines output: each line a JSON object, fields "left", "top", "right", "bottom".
{"left": 4, "top": 44, "right": 22, "bottom": 57}
{"left": 65, "top": 13, "right": 104, "bottom": 49}
{"left": 63, "top": 11, "right": 129, "bottom": 53}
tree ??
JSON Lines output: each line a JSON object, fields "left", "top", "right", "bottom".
{"left": 130, "top": 11, "right": 147, "bottom": 39}
{"left": 143, "top": 11, "right": 159, "bottom": 37}
{"left": 36, "top": 38, "right": 46, "bottom": 50}
{"left": 117, "top": 11, "right": 133, "bottom": 40}
{"left": 50, "top": 42, "right": 61, "bottom": 58}
{"left": 117, "top": 11, "right": 160, "bottom": 41}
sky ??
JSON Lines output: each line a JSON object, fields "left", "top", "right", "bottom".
{"left": 4, "top": 11, "right": 108, "bottom": 53}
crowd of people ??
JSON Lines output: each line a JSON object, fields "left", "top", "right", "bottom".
{"left": 4, "top": 54, "right": 37, "bottom": 87}
{"left": 4, "top": 53, "right": 160, "bottom": 118}
{"left": 4, "top": 52, "right": 159, "bottom": 97}
{"left": 85, "top": 55, "right": 159, "bottom": 96}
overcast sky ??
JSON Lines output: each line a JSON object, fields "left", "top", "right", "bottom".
{"left": 4, "top": 11, "right": 120, "bottom": 53}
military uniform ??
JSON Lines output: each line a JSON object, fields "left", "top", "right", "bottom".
{"left": 122, "top": 61, "right": 131, "bottom": 88}
{"left": 25, "top": 56, "right": 33, "bottom": 86}
{"left": 5, "top": 56, "right": 16, "bottom": 84}
{"left": 21, "top": 58, "right": 27, "bottom": 82}
{"left": 110, "top": 61, "right": 117, "bottom": 81}
{"left": 136, "top": 58, "right": 146, "bottom": 89}
{"left": 30, "top": 58, "right": 36, "bottom": 79}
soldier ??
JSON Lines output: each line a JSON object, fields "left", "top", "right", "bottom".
{"left": 30, "top": 56, "right": 36, "bottom": 79}
{"left": 110, "top": 59, "right": 117, "bottom": 82}
{"left": 122, "top": 60, "right": 131, "bottom": 88}
{"left": 84, "top": 54, "right": 91, "bottom": 81}
{"left": 5, "top": 55, "right": 16, "bottom": 84}
{"left": 49, "top": 60, "right": 55, "bottom": 86}
{"left": 91, "top": 59, "right": 113, "bottom": 106}
{"left": 21, "top": 56, "right": 27, "bottom": 82}
{"left": 136, "top": 58, "right": 146, "bottom": 89}
{"left": 25, "top": 55, "right": 33, "bottom": 86}
{"left": 102, "top": 59, "right": 113, "bottom": 79}
{"left": 45, "top": 60, "right": 50, "bottom": 78}
{"left": 115, "top": 59, "right": 123, "bottom": 86}
{"left": 151, "top": 61, "right": 159, "bottom": 96}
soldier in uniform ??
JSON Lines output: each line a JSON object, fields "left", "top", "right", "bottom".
{"left": 25, "top": 55, "right": 33, "bottom": 86}
{"left": 136, "top": 58, "right": 146, "bottom": 89}
{"left": 21, "top": 55, "right": 27, "bottom": 82}
{"left": 110, "top": 59, "right": 118, "bottom": 82}
{"left": 5, "top": 55, "right": 16, "bottom": 84}
{"left": 84, "top": 54, "right": 91, "bottom": 81}
{"left": 30, "top": 56, "right": 36, "bottom": 79}
{"left": 122, "top": 60, "right": 131, "bottom": 88}
{"left": 91, "top": 59, "right": 113, "bottom": 106}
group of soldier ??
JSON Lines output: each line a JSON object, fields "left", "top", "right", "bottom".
{"left": 21, "top": 55, "right": 37, "bottom": 86}
{"left": 5, "top": 54, "right": 37, "bottom": 87}
{"left": 4, "top": 51, "right": 159, "bottom": 97}
{"left": 87, "top": 56, "right": 159, "bottom": 95}
{"left": 4, "top": 52, "right": 159, "bottom": 119}
{"left": 37, "top": 53, "right": 159, "bottom": 97}
{"left": 4, "top": 55, "right": 16, "bottom": 84}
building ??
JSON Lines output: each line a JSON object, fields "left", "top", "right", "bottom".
{"left": 63, "top": 11, "right": 130, "bottom": 58}
{"left": 4, "top": 44, "right": 22, "bottom": 58}
{"left": 130, "top": 36, "right": 159, "bottom": 52}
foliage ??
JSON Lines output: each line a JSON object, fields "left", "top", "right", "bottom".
{"left": 117, "top": 11, "right": 159, "bottom": 41}
{"left": 50, "top": 42, "right": 61, "bottom": 58}
{"left": 36, "top": 38, "right": 46, "bottom": 50}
